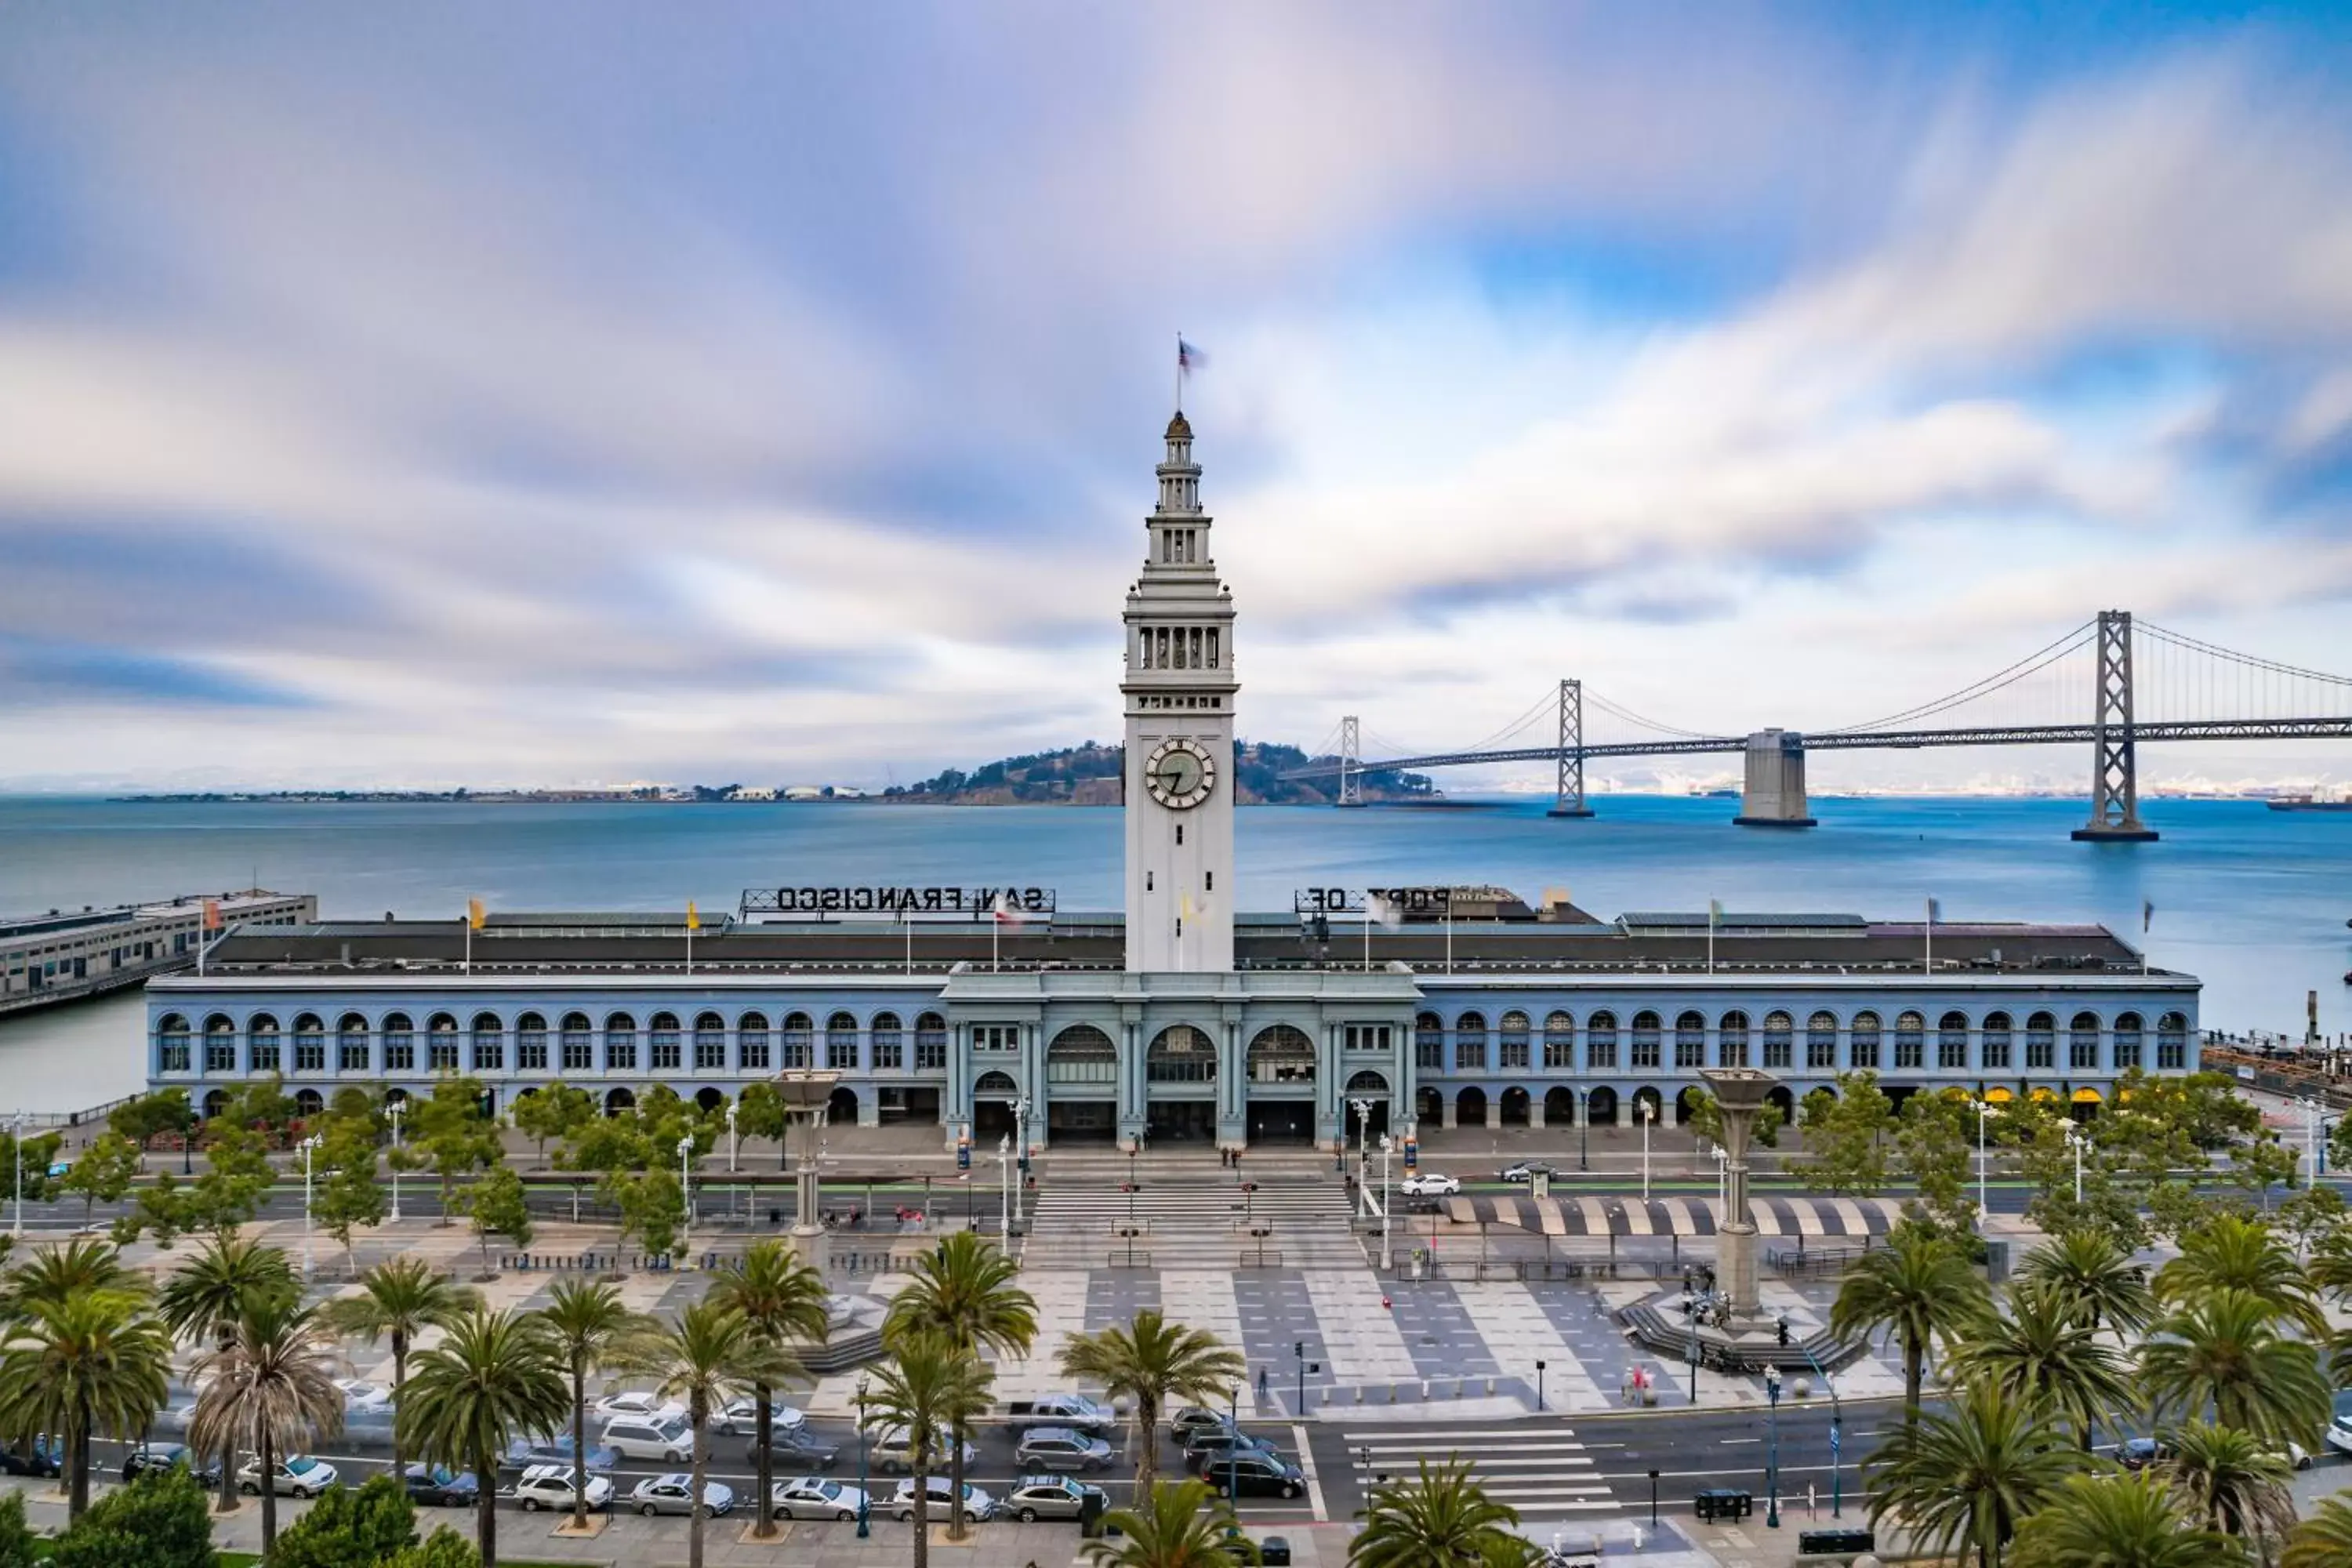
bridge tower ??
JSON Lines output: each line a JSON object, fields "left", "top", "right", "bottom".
{"left": 1546, "top": 679, "right": 1594, "bottom": 818}
{"left": 1336, "top": 716, "right": 1365, "bottom": 808}
{"left": 2072, "top": 608, "right": 2158, "bottom": 842}
{"left": 1733, "top": 729, "right": 1816, "bottom": 828}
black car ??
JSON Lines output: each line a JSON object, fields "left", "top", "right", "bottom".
{"left": 122, "top": 1442, "right": 220, "bottom": 1486}
{"left": 1185, "top": 1428, "right": 1279, "bottom": 1474}
{"left": 405, "top": 1464, "right": 481, "bottom": 1508}
{"left": 745, "top": 1426, "right": 840, "bottom": 1471}
{"left": 1, "top": 1436, "right": 64, "bottom": 1479}
{"left": 1205, "top": 1450, "right": 1305, "bottom": 1500}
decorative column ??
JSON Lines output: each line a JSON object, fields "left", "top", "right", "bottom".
{"left": 1699, "top": 1065, "right": 1777, "bottom": 1319}
{"left": 775, "top": 1069, "right": 840, "bottom": 1276}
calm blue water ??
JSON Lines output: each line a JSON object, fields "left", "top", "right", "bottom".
{"left": 2, "top": 795, "right": 2347, "bottom": 1109}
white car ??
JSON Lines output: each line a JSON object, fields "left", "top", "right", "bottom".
{"left": 771, "top": 1476, "right": 869, "bottom": 1522}
{"left": 1401, "top": 1173, "right": 1460, "bottom": 1197}
{"left": 706, "top": 1396, "right": 807, "bottom": 1436}
{"left": 2328, "top": 1414, "right": 2352, "bottom": 1456}
{"left": 592, "top": 1391, "right": 685, "bottom": 1423}
{"left": 869, "top": 1424, "right": 978, "bottom": 1473}
{"left": 600, "top": 1414, "right": 695, "bottom": 1465}
{"left": 512, "top": 1465, "right": 613, "bottom": 1512}
{"left": 334, "top": 1378, "right": 393, "bottom": 1414}
{"left": 891, "top": 1475, "right": 996, "bottom": 1524}
{"left": 238, "top": 1454, "right": 338, "bottom": 1498}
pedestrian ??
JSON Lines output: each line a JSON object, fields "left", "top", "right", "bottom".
{"left": 1257, "top": 1365, "right": 1269, "bottom": 1402}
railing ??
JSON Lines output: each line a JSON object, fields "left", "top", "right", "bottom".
{"left": 6, "top": 1093, "right": 145, "bottom": 1130}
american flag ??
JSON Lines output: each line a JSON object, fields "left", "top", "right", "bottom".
{"left": 1178, "top": 338, "right": 1207, "bottom": 372}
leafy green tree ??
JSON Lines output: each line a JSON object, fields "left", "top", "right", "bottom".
{"left": 1894, "top": 1090, "right": 1979, "bottom": 1236}
{"left": 218, "top": 1076, "right": 299, "bottom": 1136}
{"left": 188, "top": 1294, "right": 346, "bottom": 1557}
{"left": 617, "top": 1301, "right": 800, "bottom": 1568}
{"left": 1060, "top": 1308, "right": 1244, "bottom": 1495}
{"left": 704, "top": 1240, "right": 826, "bottom": 1540}
{"left": 536, "top": 1279, "right": 650, "bottom": 1533}
{"left": 1682, "top": 1089, "right": 1777, "bottom": 1152}
{"left": 1864, "top": 1379, "right": 2082, "bottom": 1568}
{"left": 0, "top": 1490, "right": 34, "bottom": 1568}
{"left": 732, "top": 1083, "right": 790, "bottom": 1170}
{"left": 157, "top": 1231, "right": 299, "bottom": 1513}
{"left": 47, "top": 1464, "right": 214, "bottom": 1568}
{"left": 120, "top": 1169, "right": 191, "bottom": 1250}
{"left": 861, "top": 1331, "right": 994, "bottom": 1568}
{"left": 326, "top": 1087, "right": 386, "bottom": 1134}
{"left": 2285, "top": 1494, "right": 2352, "bottom": 1568}
{"left": 2161, "top": 1421, "right": 2296, "bottom": 1561}
{"left": 510, "top": 1083, "right": 594, "bottom": 1163}
{"left": 1958, "top": 1280, "right": 2137, "bottom": 1450}
{"left": 2278, "top": 1183, "right": 2345, "bottom": 1261}
{"left": 58, "top": 1133, "right": 142, "bottom": 1226}
{"left": 2019, "top": 1230, "right": 2157, "bottom": 1338}
{"left": 885, "top": 1231, "right": 1038, "bottom": 1541}
{"left": 2155, "top": 1214, "right": 2326, "bottom": 1334}
{"left": 2140, "top": 1289, "right": 2332, "bottom": 1448}
{"left": 612, "top": 1168, "right": 684, "bottom": 1258}
{"left": 322, "top": 1258, "right": 481, "bottom": 1479}
{"left": 411, "top": 1078, "right": 502, "bottom": 1225}
{"left": 1349, "top": 1457, "right": 1533, "bottom": 1566}
{"left": 314, "top": 1121, "right": 389, "bottom": 1276}
{"left": 0, "top": 1126, "right": 64, "bottom": 1212}
{"left": 455, "top": 1165, "right": 532, "bottom": 1273}
{"left": 106, "top": 1090, "right": 194, "bottom": 1165}
{"left": 1085, "top": 1478, "right": 1256, "bottom": 1567}
{"left": 0, "top": 1291, "right": 172, "bottom": 1521}
{"left": 186, "top": 1117, "right": 274, "bottom": 1237}
{"left": 2230, "top": 1134, "right": 2300, "bottom": 1214}
{"left": 1798, "top": 1073, "right": 1892, "bottom": 1197}
{"left": 385, "top": 1530, "right": 482, "bottom": 1568}
{"left": 396, "top": 1308, "right": 568, "bottom": 1568}
{"left": 1831, "top": 1223, "right": 1990, "bottom": 1420}
{"left": 267, "top": 1472, "right": 419, "bottom": 1568}
{"left": 2009, "top": 1472, "right": 2238, "bottom": 1568}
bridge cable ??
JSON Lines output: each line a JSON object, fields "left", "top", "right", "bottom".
{"left": 1820, "top": 620, "right": 2096, "bottom": 735}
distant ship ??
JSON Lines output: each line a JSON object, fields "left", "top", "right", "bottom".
{"left": 2268, "top": 792, "right": 2352, "bottom": 812}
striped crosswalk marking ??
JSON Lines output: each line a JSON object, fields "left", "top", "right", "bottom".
{"left": 1344, "top": 1425, "right": 1621, "bottom": 1518}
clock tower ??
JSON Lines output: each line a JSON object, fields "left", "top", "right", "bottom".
{"left": 1123, "top": 410, "right": 1237, "bottom": 971}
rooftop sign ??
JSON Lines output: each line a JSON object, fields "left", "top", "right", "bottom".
{"left": 741, "top": 886, "right": 1057, "bottom": 920}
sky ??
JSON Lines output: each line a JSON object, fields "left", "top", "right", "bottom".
{"left": 4, "top": 2, "right": 2352, "bottom": 796}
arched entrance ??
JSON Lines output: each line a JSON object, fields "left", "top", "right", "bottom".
{"left": 201, "top": 1088, "right": 230, "bottom": 1120}
{"left": 1631, "top": 1087, "right": 1664, "bottom": 1126}
{"left": 2070, "top": 1086, "right": 2102, "bottom": 1124}
{"left": 1456, "top": 1087, "right": 1488, "bottom": 1128}
{"left": 826, "top": 1087, "right": 859, "bottom": 1127}
{"left": 1544, "top": 1087, "right": 1577, "bottom": 1126}
{"left": 1245, "top": 1025, "right": 1316, "bottom": 1143}
{"left": 1585, "top": 1086, "right": 1619, "bottom": 1126}
{"left": 1047, "top": 1025, "right": 1119, "bottom": 1144}
{"left": 1499, "top": 1087, "right": 1531, "bottom": 1127}
{"left": 1146, "top": 1024, "right": 1217, "bottom": 1142}
{"left": 972, "top": 1070, "right": 1021, "bottom": 1142}
{"left": 604, "top": 1087, "right": 636, "bottom": 1116}
{"left": 1344, "top": 1070, "right": 1390, "bottom": 1140}
{"left": 1414, "top": 1086, "right": 1443, "bottom": 1124}
{"left": 293, "top": 1088, "right": 325, "bottom": 1121}
{"left": 695, "top": 1087, "right": 726, "bottom": 1114}
{"left": 1675, "top": 1086, "right": 1706, "bottom": 1127}
{"left": 1766, "top": 1087, "right": 1795, "bottom": 1125}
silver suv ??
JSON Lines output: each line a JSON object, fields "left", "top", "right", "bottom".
{"left": 1014, "top": 1427, "right": 1114, "bottom": 1473}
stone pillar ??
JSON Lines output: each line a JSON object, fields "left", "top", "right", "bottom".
{"left": 1700, "top": 1066, "right": 1777, "bottom": 1318}
{"left": 775, "top": 1071, "right": 839, "bottom": 1276}
{"left": 1530, "top": 1096, "right": 1547, "bottom": 1130}
{"left": 1441, "top": 1094, "right": 1458, "bottom": 1130}
{"left": 1733, "top": 729, "right": 1816, "bottom": 828}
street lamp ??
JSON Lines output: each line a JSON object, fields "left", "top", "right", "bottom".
{"left": 855, "top": 1374, "right": 872, "bottom": 1537}
{"left": 997, "top": 1134, "right": 1011, "bottom": 1237}
{"left": 1712, "top": 1145, "right": 1727, "bottom": 1212}
{"left": 298, "top": 1133, "right": 323, "bottom": 1279}
{"left": 1764, "top": 1366, "right": 1782, "bottom": 1529}
{"left": 1127, "top": 1146, "right": 1138, "bottom": 1222}
{"left": 387, "top": 1098, "right": 405, "bottom": 1224}
{"left": 1350, "top": 1098, "right": 1372, "bottom": 1196}
{"left": 1536, "top": 1358, "right": 1547, "bottom": 1413}
{"left": 11, "top": 1110, "right": 24, "bottom": 1241}
{"left": 677, "top": 1134, "right": 695, "bottom": 1257}
{"left": 2063, "top": 1121, "right": 2086, "bottom": 1203}
{"left": 1639, "top": 1099, "right": 1655, "bottom": 1201}
{"left": 1377, "top": 1134, "right": 1394, "bottom": 1271}
{"left": 1013, "top": 1098, "right": 1032, "bottom": 1229}
{"left": 726, "top": 1100, "right": 739, "bottom": 1174}
{"left": 1976, "top": 1100, "right": 1996, "bottom": 1229}
{"left": 1577, "top": 1091, "right": 1588, "bottom": 1172}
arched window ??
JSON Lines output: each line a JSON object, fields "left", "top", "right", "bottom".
{"left": 560, "top": 1011, "right": 593, "bottom": 1072}
{"left": 915, "top": 1011, "right": 948, "bottom": 1072}
{"left": 2112, "top": 1012, "right": 2143, "bottom": 1072}
{"left": 604, "top": 1012, "right": 639, "bottom": 1072}
{"left": 515, "top": 1011, "right": 548, "bottom": 1072}
{"left": 827, "top": 1011, "right": 859, "bottom": 1072}
{"left": 2069, "top": 1011, "right": 2100, "bottom": 1071}
{"left": 1719, "top": 1011, "right": 1750, "bottom": 1069}
{"left": 1938, "top": 1011, "right": 1969, "bottom": 1070}
{"left": 1894, "top": 1011, "right": 1926, "bottom": 1070}
{"left": 738, "top": 1011, "right": 771, "bottom": 1070}
{"left": 1849, "top": 1012, "right": 1882, "bottom": 1070}
{"left": 1587, "top": 1010, "right": 1619, "bottom": 1070}
{"left": 1674, "top": 1011, "right": 1705, "bottom": 1069}
{"left": 337, "top": 1013, "right": 370, "bottom": 1073}
{"left": 648, "top": 1011, "right": 682, "bottom": 1071}
{"left": 1047, "top": 1025, "right": 1119, "bottom": 1086}
{"left": 1454, "top": 1012, "right": 1488, "bottom": 1073}
{"left": 1148, "top": 1024, "right": 1216, "bottom": 1082}
{"left": 470, "top": 1011, "right": 505, "bottom": 1072}
{"left": 2157, "top": 1011, "right": 2188, "bottom": 1070}
{"left": 1806, "top": 1011, "right": 1837, "bottom": 1069}
{"left": 1248, "top": 1024, "right": 1317, "bottom": 1084}
{"left": 1631, "top": 1011, "right": 1662, "bottom": 1070}
{"left": 292, "top": 1013, "right": 325, "bottom": 1073}
{"left": 780, "top": 1012, "right": 814, "bottom": 1070}
{"left": 1498, "top": 1011, "right": 1531, "bottom": 1070}
{"left": 1543, "top": 1011, "right": 1574, "bottom": 1070}
{"left": 1415, "top": 1012, "right": 1443, "bottom": 1071}
{"left": 2026, "top": 1011, "right": 2056, "bottom": 1071}
{"left": 1981, "top": 1011, "right": 2013, "bottom": 1069}
{"left": 871, "top": 1011, "right": 904, "bottom": 1072}
{"left": 1762, "top": 1011, "right": 1793, "bottom": 1070}
{"left": 426, "top": 1014, "right": 459, "bottom": 1072}
{"left": 249, "top": 1014, "right": 282, "bottom": 1073}
{"left": 158, "top": 1013, "right": 192, "bottom": 1073}
{"left": 691, "top": 1011, "right": 725, "bottom": 1071}
{"left": 382, "top": 1012, "right": 415, "bottom": 1072}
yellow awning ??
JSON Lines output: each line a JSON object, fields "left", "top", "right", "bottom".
{"left": 1983, "top": 1087, "right": 2015, "bottom": 1103}
{"left": 2072, "top": 1087, "right": 2103, "bottom": 1103}
{"left": 2029, "top": 1086, "right": 2060, "bottom": 1102}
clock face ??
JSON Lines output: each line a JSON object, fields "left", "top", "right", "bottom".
{"left": 1145, "top": 739, "right": 1217, "bottom": 811}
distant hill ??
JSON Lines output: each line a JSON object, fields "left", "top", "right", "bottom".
{"left": 880, "top": 741, "right": 1437, "bottom": 805}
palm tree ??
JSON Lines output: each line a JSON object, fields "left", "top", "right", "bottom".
{"left": 187, "top": 1293, "right": 345, "bottom": 1557}
{"left": 702, "top": 1240, "right": 826, "bottom": 1541}
{"left": 2163, "top": 1421, "right": 2296, "bottom": 1562}
{"left": 2155, "top": 1214, "right": 2325, "bottom": 1334}
{"left": 884, "top": 1231, "right": 1036, "bottom": 1542}
{"left": 2285, "top": 1493, "right": 2352, "bottom": 1568}
{"left": 1, "top": 1237, "right": 147, "bottom": 1319}
{"left": 1085, "top": 1477, "right": 1257, "bottom": 1566}
{"left": 397, "top": 1307, "right": 568, "bottom": 1568}
{"left": 2009, "top": 1472, "right": 2230, "bottom": 1568}
{"left": 1829, "top": 1225, "right": 1990, "bottom": 1418}
{"left": 1060, "top": 1308, "right": 1244, "bottom": 1496}
{"left": 2020, "top": 1229, "right": 2157, "bottom": 1338}
{"left": 2140, "top": 1289, "right": 2332, "bottom": 1448}
{"left": 862, "top": 1330, "right": 995, "bottom": 1568}
{"left": 157, "top": 1232, "right": 298, "bottom": 1514}
{"left": 2307, "top": 1229, "right": 2352, "bottom": 1304}
{"left": 0, "top": 1292, "right": 171, "bottom": 1521}
{"left": 615, "top": 1301, "right": 798, "bottom": 1568}
{"left": 321, "top": 1256, "right": 481, "bottom": 1478}
{"left": 1351, "top": 1457, "right": 1535, "bottom": 1567}
{"left": 536, "top": 1277, "right": 651, "bottom": 1533}
{"left": 1865, "top": 1380, "right": 2083, "bottom": 1568}
{"left": 1958, "top": 1280, "right": 2138, "bottom": 1450}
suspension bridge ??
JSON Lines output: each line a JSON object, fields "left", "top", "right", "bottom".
{"left": 1283, "top": 611, "right": 2352, "bottom": 839}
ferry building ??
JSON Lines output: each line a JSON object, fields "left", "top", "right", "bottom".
{"left": 145, "top": 412, "right": 2201, "bottom": 1146}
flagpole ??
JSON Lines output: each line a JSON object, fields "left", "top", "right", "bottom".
{"left": 1925, "top": 898, "right": 1933, "bottom": 975}
{"left": 1174, "top": 332, "right": 1181, "bottom": 412}
{"left": 465, "top": 916, "right": 472, "bottom": 977}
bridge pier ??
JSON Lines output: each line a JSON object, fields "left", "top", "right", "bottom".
{"left": 1733, "top": 729, "right": 1816, "bottom": 828}
{"left": 2071, "top": 609, "right": 2158, "bottom": 842}
{"left": 1335, "top": 715, "right": 1367, "bottom": 808}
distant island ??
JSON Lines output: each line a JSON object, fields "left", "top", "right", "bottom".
{"left": 111, "top": 741, "right": 1441, "bottom": 807}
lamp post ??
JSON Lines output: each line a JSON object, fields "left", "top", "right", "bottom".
{"left": 1536, "top": 1359, "right": 1547, "bottom": 1413}
{"left": 1127, "top": 1146, "right": 1137, "bottom": 1222}
{"left": 1378, "top": 1134, "right": 1394, "bottom": 1271}
{"left": 299, "top": 1133, "right": 322, "bottom": 1279}
{"left": 855, "top": 1374, "right": 871, "bottom": 1537}
{"left": 726, "top": 1100, "right": 739, "bottom": 1174}
{"left": 387, "top": 1098, "right": 404, "bottom": 1223}
{"left": 1578, "top": 1091, "right": 1588, "bottom": 1172}
{"left": 1976, "top": 1100, "right": 1994, "bottom": 1229}
{"left": 1351, "top": 1098, "right": 1372, "bottom": 1197}
{"left": 12, "top": 1110, "right": 25, "bottom": 1240}
{"left": 1713, "top": 1145, "right": 1727, "bottom": 1212}
{"left": 1640, "top": 1100, "right": 1655, "bottom": 1201}
{"left": 1648, "top": 1468, "right": 1660, "bottom": 1527}
{"left": 677, "top": 1134, "right": 694, "bottom": 1258}
{"left": 2064, "top": 1122, "right": 2085, "bottom": 1203}
{"left": 1764, "top": 1366, "right": 1782, "bottom": 1528}
{"left": 1013, "top": 1098, "right": 1031, "bottom": 1229}
{"left": 998, "top": 1134, "right": 1011, "bottom": 1237}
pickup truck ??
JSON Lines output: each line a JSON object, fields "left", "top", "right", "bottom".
{"left": 1004, "top": 1393, "right": 1119, "bottom": 1434}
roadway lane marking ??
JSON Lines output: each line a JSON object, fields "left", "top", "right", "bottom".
{"left": 1292, "top": 1424, "right": 1326, "bottom": 1521}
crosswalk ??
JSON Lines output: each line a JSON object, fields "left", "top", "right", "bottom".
{"left": 1024, "top": 1174, "right": 1363, "bottom": 1270}
{"left": 1343, "top": 1424, "right": 1620, "bottom": 1520}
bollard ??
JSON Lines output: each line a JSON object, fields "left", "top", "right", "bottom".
{"left": 1388, "top": 1384, "right": 1398, "bottom": 1403}
{"left": 1486, "top": 1377, "right": 1496, "bottom": 1396}
{"left": 1354, "top": 1386, "right": 1363, "bottom": 1404}
{"left": 1421, "top": 1379, "right": 1430, "bottom": 1399}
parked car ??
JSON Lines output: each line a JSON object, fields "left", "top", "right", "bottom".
{"left": 2327, "top": 1413, "right": 2352, "bottom": 1457}
{"left": 1015, "top": 1427, "right": 1114, "bottom": 1472}
{"left": 1004, "top": 1473, "right": 1109, "bottom": 1523}
{"left": 502, "top": 1435, "right": 620, "bottom": 1473}
{"left": 706, "top": 1396, "right": 806, "bottom": 1436}
{"left": 629, "top": 1474, "right": 735, "bottom": 1517}
{"left": 770, "top": 1477, "right": 868, "bottom": 1522}
{"left": 333, "top": 1378, "right": 393, "bottom": 1414}
{"left": 122, "top": 1443, "right": 220, "bottom": 1486}
{"left": 1169, "top": 1406, "right": 1234, "bottom": 1443}
{"left": 511, "top": 1465, "right": 612, "bottom": 1512}
{"left": 402, "top": 1465, "right": 479, "bottom": 1508}
{"left": 1400, "top": 1173, "right": 1460, "bottom": 1196}
{"left": 2281, "top": 1441, "right": 2314, "bottom": 1472}
{"left": 1500, "top": 1161, "right": 1559, "bottom": 1184}
{"left": 600, "top": 1414, "right": 695, "bottom": 1465}
{"left": 1005, "top": 1392, "right": 1119, "bottom": 1434}
{"left": 870, "top": 1424, "right": 978, "bottom": 1473}
{"left": 593, "top": 1390, "right": 687, "bottom": 1423}
{"left": 238, "top": 1454, "right": 339, "bottom": 1498}
{"left": 1185, "top": 1428, "right": 1279, "bottom": 1472}
{"left": 891, "top": 1476, "right": 996, "bottom": 1524}
{"left": 2118, "top": 1437, "right": 2172, "bottom": 1472}
{"left": 0, "top": 1436, "right": 64, "bottom": 1479}
{"left": 1204, "top": 1449, "right": 1305, "bottom": 1500}
{"left": 745, "top": 1425, "right": 840, "bottom": 1470}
